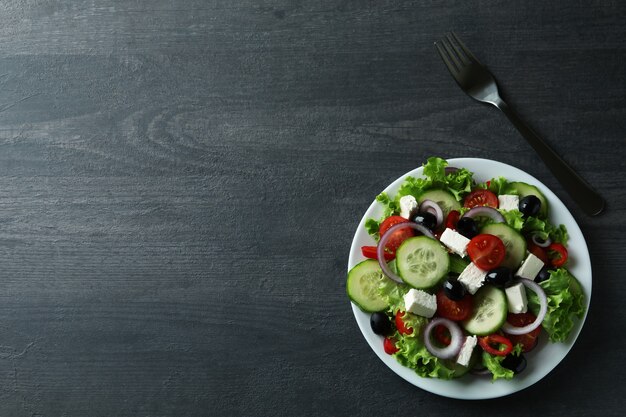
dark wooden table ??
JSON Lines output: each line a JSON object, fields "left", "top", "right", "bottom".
{"left": 0, "top": 1, "right": 624, "bottom": 416}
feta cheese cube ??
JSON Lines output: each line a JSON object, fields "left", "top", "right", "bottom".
{"left": 399, "top": 195, "right": 418, "bottom": 219}
{"left": 440, "top": 228, "right": 471, "bottom": 258}
{"left": 456, "top": 336, "right": 477, "bottom": 367}
{"left": 505, "top": 282, "right": 528, "bottom": 313}
{"left": 516, "top": 252, "right": 545, "bottom": 280}
{"left": 498, "top": 194, "right": 520, "bottom": 211}
{"left": 403, "top": 289, "right": 437, "bottom": 318}
{"left": 458, "top": 262, "right": 487, "bottom": 294}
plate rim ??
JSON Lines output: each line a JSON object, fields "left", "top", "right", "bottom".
{"left": 347, "top": 157, "right": 592, "bottom": 400}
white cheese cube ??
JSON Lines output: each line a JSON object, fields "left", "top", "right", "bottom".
{"left": 516, "top": 252, "right": 545, "bottom": 280}
{"left": 456, "top": 336, "right": 477, "bottom": 367}
{"left": 498, "top": 194, "right": 520, "bottom": 211}
{"left": 505, "top": 282, "right": 528, "bottom": 313}
{"left": 440, "top": 228, "right": 471, "bottom": 258}
{"left": 403, "top": 289, "right": 437, "bottom": 318}
{"left": 458, "top": 262, "right": 487, "bottom": 294}
{"left": 399, "top": 195, "right": 419, "bottom": 219}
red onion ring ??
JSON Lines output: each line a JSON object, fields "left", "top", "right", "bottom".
{"left": 423, "top": 318, "right": 464, "bottom": 359}
{"left": 419, "top": 200, "right": 444, "bottom": 228}
{"left": 501, "top": 278, "right": 548, "bottom": 335}
{"left": 444, "top": 167, "right": 459, "bottom": 175}
{"left": 531, "top": 232, "right": 552, "bottom": 248}
{"left": 461, "top": 206, "right": 505, "bottom": 223}
{"left": 377, "top": 222, "right": 434, "bottom": 283}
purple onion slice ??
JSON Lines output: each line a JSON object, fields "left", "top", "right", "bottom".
{"left": 423, "top": 318, "right": 464, "bottom": 360}
{"left": 461, "top": 206, "right": 505, "bottom": 223}
{"left": 419, "top": 200, "right": 444, "bottom": 228}
{"left": 531, "top": 232, "right": 552, "bottom": 248}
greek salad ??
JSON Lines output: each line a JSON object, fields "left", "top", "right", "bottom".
{"left": 347, "top": 157, "right": 586, "bottom": 381}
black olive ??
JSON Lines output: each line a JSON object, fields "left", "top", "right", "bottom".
{"left": 501, "top": 354, "right": 527, "bottom": 374}
{"left": 412, "top": 211, "right": 437, "bottom": 230}
{"left": 456, "top": 217, "right": 479, "bottom": 239}
{"left": 370, "top": 312, "right": 393, "bottom": 336}
{"left": 535, "top": 267, "right": 552, "bottom": 283}
{"left": 519, "top": 195, "right": 541, "bottom": 218}
{"left": 443, "top": 277, "right": 466, "bottom": 301}
{"left": 485, "top": 267, "right": 514, "bottom": 288}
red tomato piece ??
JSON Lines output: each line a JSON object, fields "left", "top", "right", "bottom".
{"left": 527, "top": 242, "right": 548, "bottom": 264}
{"left": 361, "top": 245, "right": 394, "bottom": 261}
{"left": 378, "top": 216, "right": 415, "bottom": 256}
{"left": 504, "top": 313, "right": 541, "bottom": 352}
{"left": 383, "top": 337, "right": 399, "bottom": 354}
{"left": 445, "top": 210, "right": 460, "bottom": 230}
{"left": 467, "top": 234, "right": 506, "bottom": 270}
{"left": 547, "top": 243, "right": 568, "bottom": 267}
{"left": 463, "top": 189, "right": 499, "bottom": 209}
{"left": 435, "top": 289, "right": 473, "bottom": 321}
{"left": 395, "top": 311, "right": 414, "bottom": 335}
{"left": 433, "top": 325, "right": 451, "bottom": 346}
{"left": 478, "top": 334, "right": 513, "bottom": 356}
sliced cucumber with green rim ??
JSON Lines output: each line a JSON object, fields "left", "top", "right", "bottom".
{"left": 418, "top": 189, "right": 461, "bottom": 219}
{"left": 508, "top": 182, "right": 549, "bottom": 218}
{"left": 462, "top": 286, "right": 507, "bottom": 336}
{"left": 481, "top": 223, "right": 527, "bottom": 269}
{"left": 346, "top": 259, "right": 390, "bottom": 312}
{"left": 396, "top": 236, "right": 449, "bottom": 289}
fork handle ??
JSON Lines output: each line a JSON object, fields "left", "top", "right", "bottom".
{"left": 495, "top": 99, "right": 605, "bottom": 216}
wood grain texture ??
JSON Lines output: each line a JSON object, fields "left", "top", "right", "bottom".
{"left": 0, "top": 0, "right": 623, "bottom": 415}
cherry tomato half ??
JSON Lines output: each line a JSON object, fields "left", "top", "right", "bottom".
{"left": 463, "top": 189, "right": 499, "bottom": 209}
{"left": 478, "top": 334, "right": 513, "bottom": 356}
{"left": 547, "top": 243, "right": 568, "bottom": 267}
{"left": 395, "top": 311, "right": 414, "bottom": 335}
{"left": 433, "top": 325, "right": 451, "bottom": 346}
{"left": 435, "top": 289, "right": 473, "bottom": 321}
{"left": 445, "top": 210, "right": 461, "bottom": 230}
{"left": 379, "top": 216, "right": 415, "bottom": 256}
{"left": 504, "top": 313, "right": 541, "bottom": 352}
{"left": 361, "top": 245, "right": 394, "bottom": 261}
{"left": 383, "top": 337, "right": 399, "bottom": 354}
{"left": 467, "top": 234, "right": 506, "bottom": 270}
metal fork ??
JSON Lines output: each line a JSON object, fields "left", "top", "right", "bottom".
{"left": 435, "top": 32, "right": 604, "bottom": 216}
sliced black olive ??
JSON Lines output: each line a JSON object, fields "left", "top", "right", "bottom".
{"left": 519, "top": 195, "right": 541, "bottom": 218}
{"left": 535, "top": 267, "right": 552, "bottom": 283}
{"left": 443, "top": 277, "right": 466, "bottom": 301}
{"left": 456, "top": 217, "right": 479, "bottom": 239}
{"left": 501, "top": 353, "right": 527, "bottom": 374}
{"left": 411, "top": 211, "right": 437, "bottom": 230}
{"left": 485, "top": 267, "right": 514, "bottom": 288}
{"left": 370, "top": 312, "right": 393, "bottom": 336}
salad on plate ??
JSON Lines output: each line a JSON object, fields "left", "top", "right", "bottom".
{"left": 347, "top": 157, "right": 586, "bottom": 381}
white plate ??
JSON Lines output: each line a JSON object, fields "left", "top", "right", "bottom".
{"left": 348, "top": 158, "right": 592, "bottom": 400}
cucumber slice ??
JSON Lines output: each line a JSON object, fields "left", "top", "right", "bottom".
{"left": 396, "top": 236, "right": 449, "bottom": 289}
{"left": 508, "top": 182, "right": 549, "bottom": 218}
{"left": 418, "top": 189, "right": 461, "bottom": 219}
{"left": 462, "top": 286, "right": 507, "bottom": 336}
{"left": 481, "top": 223, "right": 527, "bottom": 269}
{"left": 346, "top": 259, "right": 389, "bottom": 312}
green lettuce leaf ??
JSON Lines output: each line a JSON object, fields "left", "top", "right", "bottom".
{"left": 364, "top": 157, "right": 474, "bottom": 240}
{"left": 522, "top": 216, "right": 569, "bottom": 246}
{"left": 527, "top": 268, "right": 585, "bottom": 342}
{"left": 501, "top": 210, "right": 525, "bottom": 231}
{"left": 394, "top": 332, "right": 456, "bottom": 379}
{"left": 479, "top": 176, "right": 515, "bottom": 195}
{"left": 482, "top": 344, "right": 523, "bottom": 381}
